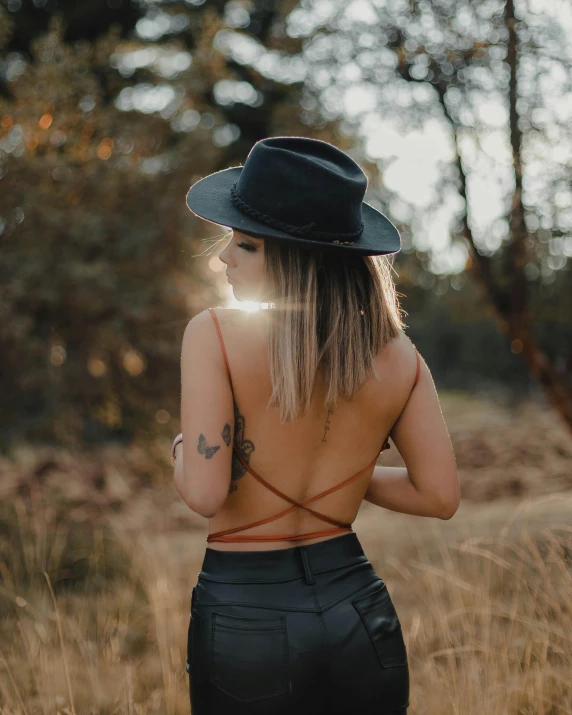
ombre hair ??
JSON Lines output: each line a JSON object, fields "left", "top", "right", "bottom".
{"left": 260, "top": 238, "right": 404, "bottom": 423}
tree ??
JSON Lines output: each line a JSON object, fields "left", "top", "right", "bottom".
{"left": 0, "top": 1, "right": 334, "bottom": 447}
{"left": 286, "top": 0, "right": 572, "bottom": 428}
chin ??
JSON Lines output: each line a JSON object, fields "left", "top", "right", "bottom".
{"left": 233, "top": 286, "right": 262, "bottom": 305}
{"left": 231, "top": 285, "right": 246, "bottom": 300}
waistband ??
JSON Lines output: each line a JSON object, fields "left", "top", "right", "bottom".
{"left": 198, "top": 531, "right": 369, "bottom": 585}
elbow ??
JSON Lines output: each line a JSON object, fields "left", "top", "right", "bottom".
{"left": 181, "top": 489, "right": 221, "bottom": 519}
{"left": 174, "top": 472, "right": 224, "bottom": 519}
{"left": 181, "top": 492, "right": 220, "bottom": 519}
{"left": 187, "top": 487, "right": 226, "bottom": 519}
{"left": 436, "top": 490, "right": 461, "bottom": 520}
{"left": 437, "top": 499, "right": 460, "bottom": 520}
{"left": 188, "top": 502, "right": 219, "bottom": 519}
{"left": 436, "top": 467, "right": 461, "bottom": 520}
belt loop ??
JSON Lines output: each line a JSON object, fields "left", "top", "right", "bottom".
{"left": 299, "top": 547, "right": 316, "bottom": 585}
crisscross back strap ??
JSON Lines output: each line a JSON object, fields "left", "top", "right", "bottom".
{"left": 206, "top": 445, "right": 380, "bottom": 543}
{"left": 204, "top": 308, "right": 419, "bottom": 543}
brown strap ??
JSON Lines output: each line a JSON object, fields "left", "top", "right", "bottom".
{"left": 207, "top": 526, "right": 353, "bottom": 543}
{"left": 234, "top": 443, "right": 377, "bottom": 513}
{"left": 207, "top": 527, "right": 352, "bottom": 543}
{"left": 207, "top": 446, "right": 380, "bottom": 543}
{"left": 207, "top": 307, "right": 235, "bottom": 396}
{"left": 205, "top": 307, "right": 404, "bottom": 543}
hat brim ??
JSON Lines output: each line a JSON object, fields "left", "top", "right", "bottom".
{"left": 185, "top": 166, "right": 400, "bottom": 256}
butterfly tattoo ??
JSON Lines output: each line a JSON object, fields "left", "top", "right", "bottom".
{"left": 197, "top": 434, "right": 221, "bottom": 459}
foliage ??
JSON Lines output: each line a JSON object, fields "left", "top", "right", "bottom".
{"left": 1, "top": 0, "right": 570, "bottom": 449}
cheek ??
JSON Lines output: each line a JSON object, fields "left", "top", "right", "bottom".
{"left": 238, "top": 254, "right": 266, "bottom": 297}
{"left": 246, "top": 253, "right": 265, "bottom": 282}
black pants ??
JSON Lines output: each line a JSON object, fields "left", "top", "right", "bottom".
{"left": 187, "top": 531, "right": 410, "bottom": 714}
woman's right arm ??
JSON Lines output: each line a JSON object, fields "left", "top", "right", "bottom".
{"left": 364, "top": 351, "right": 460, "bottom": 519}
{"left": 364, "top": 466, "right": 456, "bottom": 518}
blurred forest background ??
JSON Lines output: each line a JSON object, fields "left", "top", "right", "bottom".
{"left": 0, "top": 0, "right": 570, "bottom": 448}
{"left": 0, "top": 0, "right": 571, "bottom": 713}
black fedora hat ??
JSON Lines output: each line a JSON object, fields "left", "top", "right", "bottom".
{"left": 185, "top": 136, "right": 401, "bottom": 256}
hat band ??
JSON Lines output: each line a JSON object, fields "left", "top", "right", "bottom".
{"left": 230, "top": 183, "right": 362, "bottom": 245}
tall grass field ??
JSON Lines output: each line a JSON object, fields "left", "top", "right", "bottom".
{"left": 1, "top": 396, "right": 571, "bottom": 714}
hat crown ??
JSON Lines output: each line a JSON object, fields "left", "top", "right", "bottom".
{"left": 185, "top": 134, "right": 401, "bottom": 255}
{"left": 234, "top": 137, "right": 367, "bottom": 240}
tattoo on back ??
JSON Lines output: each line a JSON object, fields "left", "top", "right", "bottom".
{"left": 322, "top": 408, "right": 334, "bottom": 443}
{"left": 229, "top": 403, "right": 255, "bottom": 494}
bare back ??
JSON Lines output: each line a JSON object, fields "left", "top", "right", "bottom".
{"left": 207, "top": 307, "right": 420, "bottom": 551}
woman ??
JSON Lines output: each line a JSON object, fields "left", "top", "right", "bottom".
{"left": 172, "top": 136, "right": 459, "bottom": 714}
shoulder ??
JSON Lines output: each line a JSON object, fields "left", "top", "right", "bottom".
{"left": 193, "top": 307, "right": 248, "bottom": 323}
{"left": 185, "top": 306, "right": 238, "bottom": 330}
{"left": 378, "top": 330, "right": 421, "bottom": 383}
{"left": 182, "top": 307, "right": 250, "bottom": 346}
{"left": 182, "top": 309, "right": 223, "bottom": 354}
{"left": 187, "top": 307, "right": 213, "bottom": 325}
{"left": 181, "top": 309, "right": 228, "bottom": 373}
{"left": 203, "top": 306, "right": 265, "bottom": 331}
{"left": 383, "top": 330, "right": 417, "bottom": 358}
{"left": 183, "top": 308, "right": 214, "bottom": 341}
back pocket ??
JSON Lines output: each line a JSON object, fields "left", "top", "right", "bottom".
{"left": 210, "top": 611, "right": 290, "bottom": 702}
{"left": 352, "top": 582, "right": 408, "bottom": 669}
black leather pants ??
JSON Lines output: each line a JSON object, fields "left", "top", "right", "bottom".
{"left": 187, "top": 531, "right": 410, "bottom": 714}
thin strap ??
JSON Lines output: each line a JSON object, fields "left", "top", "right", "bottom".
{"left": 207, "top": 307, "right": 235, "bottom": 396}
{"left": 232, "top": 445, "right": 372, "bottom": 525}
{"left": 207, "top": 526, "right": 351, "bottom": 543}
{"left": 204, "top": 309, "right": 389, "bottom": 543}
{"left": 207, "top": 447, "right": 379, "bottom": 542}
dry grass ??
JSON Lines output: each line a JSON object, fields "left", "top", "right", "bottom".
{"left": 359, "top": 496, "right": 572, "bottom": 714}
{"left": 0, "top": 395, "right": 571, "bottom": 714}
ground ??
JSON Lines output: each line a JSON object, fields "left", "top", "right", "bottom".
{"left": 0, "top": 394, "right": 570, "bottom": 713}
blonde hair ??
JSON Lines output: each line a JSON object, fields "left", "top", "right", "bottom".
{"left": 261, "top": 239, "right": 404, "bottom": 423}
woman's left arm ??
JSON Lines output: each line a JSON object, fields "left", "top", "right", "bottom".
{"left": 174, "top": 311, "right": 235, "bottom": 518}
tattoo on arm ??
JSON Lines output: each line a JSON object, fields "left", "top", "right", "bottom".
{"left": 197, "top": 433, "right": 220, "bottom": 459}
{"left": 196, "top": 422, "right": 231, "bottom": 458}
